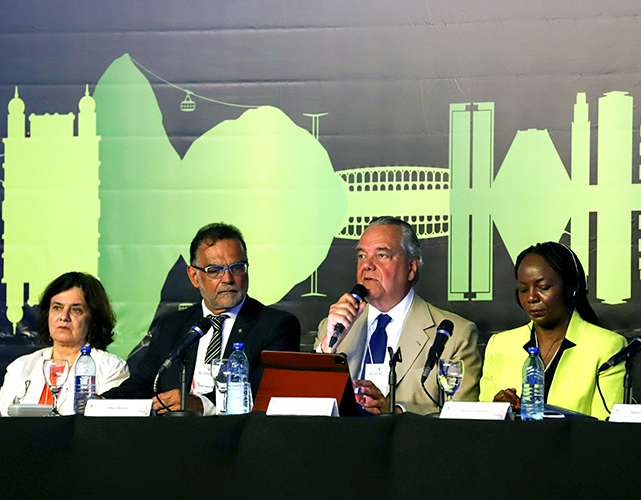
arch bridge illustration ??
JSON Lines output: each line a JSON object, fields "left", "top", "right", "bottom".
{"left": 336, "top": 165, "right": 450, "bottom": 240}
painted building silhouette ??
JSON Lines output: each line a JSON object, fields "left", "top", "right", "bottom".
{"left": 2, "top": 86, "right": 100, "bottom": 332}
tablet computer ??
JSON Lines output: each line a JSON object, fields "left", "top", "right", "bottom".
{"left": 253, "top": 351, "right": 359, "bottom": 416}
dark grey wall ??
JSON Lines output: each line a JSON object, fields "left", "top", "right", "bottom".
{"left": 2, "top": 1, "right": 641, "bottom": 357}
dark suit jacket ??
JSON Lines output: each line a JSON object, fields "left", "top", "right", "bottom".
{"left": 104, "top": 296, "right": 301, "bottom": 401}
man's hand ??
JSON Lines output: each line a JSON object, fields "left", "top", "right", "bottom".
{"left": 321, "top": 292, "right": 367, "bottom": 353}
{"left": 153, "top": 389, "right": 204, "bottom": 415}
{"left": 353, "top": 379, "right": 401, "bottom": 414}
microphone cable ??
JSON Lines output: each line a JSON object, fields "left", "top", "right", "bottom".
{"left": 420, "top": 379, "right": 442, "bottom": 409}
{"left": 153, "top": 372, "right": 173, "bottom": 413}
{"left": 595, "top": 369, "right": 611, "bottom": 416}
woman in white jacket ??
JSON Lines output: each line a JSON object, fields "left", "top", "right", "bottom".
{"left": 0, "top": 272, "right": 129, "bottom": 416}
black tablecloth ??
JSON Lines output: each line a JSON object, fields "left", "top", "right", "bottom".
{"left": 1, "top": 412, "right": 639, "bottom": 499}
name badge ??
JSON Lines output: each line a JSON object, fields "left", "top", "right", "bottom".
{"left": 364, "top": 363, "right": 389, "bottom": 394}
{"left": 440, "top": 402, "right": 514, "bottom": 420}
{"left": 85, "top": 399, "right": 154, "bottom": 417}
{"left": 266, "top": 397, "right": 339, "bottom": 417}
{"left": 610, "top": 404, "right": 641, "bottom": 423}
{"left": 192, "top": 364, "right": 215, "bottom": 395}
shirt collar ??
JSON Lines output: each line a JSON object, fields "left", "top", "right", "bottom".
{"left": 367, "top": 288, "right": 415, "bottom": 328}
{"left": 522, "top": 310, "right": 582, "bottom": 352}
{"left": 564, "top": 310, "right": 584, "bottom": 344}
{"left": 200, "top": 297, "right": 244, "bottom": 321}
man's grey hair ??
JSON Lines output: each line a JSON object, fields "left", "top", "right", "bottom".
{"left": 366, "top": 216, "right": 423, "bottom": 284}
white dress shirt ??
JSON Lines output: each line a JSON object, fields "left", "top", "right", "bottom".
{"left": 357, "top": 288, "right": 414, "bottom": 379}
{"left": 191, "top": 298, "right": 243, "bottom": 415}
{"left": 317, "top": 288, "right": 414, "bottom": 389}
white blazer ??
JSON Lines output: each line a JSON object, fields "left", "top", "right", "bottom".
{"left": 0, "top": 347, "right": 130, "bottom": 416}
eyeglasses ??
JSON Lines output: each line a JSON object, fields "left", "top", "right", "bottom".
{"left": 191, "top": 262, "right": 248, "bottom": 279}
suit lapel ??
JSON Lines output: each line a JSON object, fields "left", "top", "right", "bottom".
{"left": 333, "top": 305, "right": 370, "bottom": 378}
{"left": 223, "top": 297, "right": 259, "bottom": 359}
{"left": 339, "top": 296, "right": 436, "bottom": 383}
{"left": 395, "top": 295, "right": 435, "bottom": 383}
{"left": 24, "top": 349, "right": 49, "bottom": 405}
{"left": 548, "top": 312, "right": 582, "bottom": 403}
{"left": 170, "top": 306, "right": 204, "bottom": 386}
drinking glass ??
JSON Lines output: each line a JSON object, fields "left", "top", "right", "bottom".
{"left": 42, "top": 359, "right": 70, "bottom": 416}
{"left": 438, "top": 359, "right": 464, "bottom": 403}
{"left": 210, "top": 358, "right": 229, "bottom": 415}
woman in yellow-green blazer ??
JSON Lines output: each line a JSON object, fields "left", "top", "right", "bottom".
{"left": 479, "top": 242, "right": 626, "bottom": 420}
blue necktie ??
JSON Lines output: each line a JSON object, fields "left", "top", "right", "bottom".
{"left": 363, "top": 314, "right": 392, "bottom": 375}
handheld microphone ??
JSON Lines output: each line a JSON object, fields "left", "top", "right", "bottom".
{"left": 328, "top": 284, "right": 368, "bottom": 349}
{"left": 157, "top": 316, "right": 213, "bottom": 376}
{"left": 598, "top": 337, "right": 641, "bottom": 373}
{"left": 421, "top": 320, "right": 454, "bottom": 384}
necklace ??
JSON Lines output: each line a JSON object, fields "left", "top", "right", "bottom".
{"left": 540, "top": 337, "right": 562, "bottom": 368}
{"left": 531, "top": 324, "right": 564, "bottom": 370}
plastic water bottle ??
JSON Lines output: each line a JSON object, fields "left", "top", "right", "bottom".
{"left": 226, "top": 343, "right": 251, "bottom": 414}
{"left": 521, "top": 346, "right": 544, "bottom": 420}
{"left": 74, "top": 346, "right": 96, "bottom": 415}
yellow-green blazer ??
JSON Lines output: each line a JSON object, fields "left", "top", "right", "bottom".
{"left": 480, "top": 311, "right": 626, "bottom": 420}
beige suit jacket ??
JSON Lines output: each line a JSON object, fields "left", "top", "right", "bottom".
{"left": 316, "top": 293, "right": 481, "bottom": 414}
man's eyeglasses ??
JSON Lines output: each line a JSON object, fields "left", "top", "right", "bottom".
{"left": 191, "top": 262, "right": 248, "bottom": 279}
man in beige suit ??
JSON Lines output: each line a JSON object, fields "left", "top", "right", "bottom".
{"left": 315, "top": 216, "right": 481, "bottom": 414}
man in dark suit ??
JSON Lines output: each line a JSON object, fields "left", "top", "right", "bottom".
{"left": 104, "top": 222, "right": 301, "bottom": 415}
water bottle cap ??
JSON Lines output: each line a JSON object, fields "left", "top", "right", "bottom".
{"left": 81, "top": 346, "right": 92, "bottom": 354}
{"left": 233, "top": 342, "right": 244, "bottom": 350}
{"left": 527, "top": 347, "right": 539, "bottom": 355}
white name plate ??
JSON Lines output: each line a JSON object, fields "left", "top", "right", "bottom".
{"left": 440, "top": 402, "right": 513, "bottom": 420}
{"left": 266, "top": 397, "right": 339, "bottom": 417}
{"left": 85, "top": 399, "right": 154, "bottom": 417}
{"left": 610, "top": 404, "right": 641, "bottom": 423}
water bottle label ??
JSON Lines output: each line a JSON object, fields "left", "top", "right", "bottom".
{"left": 226, "top": 381, "right": 251, "bottom": 414}
{"left": 75, "top": 375, "right": 96, "bottom": 393}
{"left": 215, "top": 386, "right": 226, "bottom": 415}
{"left": 74, "top": 375, "right": 96, "bottom": 414}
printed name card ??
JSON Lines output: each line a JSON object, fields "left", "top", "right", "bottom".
{"left": 266, "top": 397, "right": 339, "bottom": 417}
{"left": 609, "top": 404, "right": 641, "bottom": 423}
{"left": 84, "top": 399, "right": 154, "bottom": 417}
{"left": 440, "top": 402, "right": 513, "bottom": 420}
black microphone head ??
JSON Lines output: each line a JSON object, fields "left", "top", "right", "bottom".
{"left": 350, "top": 284, "right": 368, "bottom": 302}
{"left": 196, "top": 315, "right": 213, "bottom": 331}
{"left": 436, "top": 319, "right": 454, "bottom": 337}
{"left": 601, "top": 337, "right": 641, "bottom": 372}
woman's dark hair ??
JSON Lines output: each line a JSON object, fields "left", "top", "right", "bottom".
{"left": 37, "top": 272, "right": 116, "bottom": 350}
{"left": 514, "top": 242, "right": 600, "bottom": 327}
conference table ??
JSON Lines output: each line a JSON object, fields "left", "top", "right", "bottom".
{"left": 1, "top": 412, "right": 639, "bottom": 499}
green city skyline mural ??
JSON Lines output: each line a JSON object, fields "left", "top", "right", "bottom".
{"left": 2, "top": 52, "right": 640, "bottom": 357}
{"left": 449, "top": 92, "right": 639, "bottom": 307}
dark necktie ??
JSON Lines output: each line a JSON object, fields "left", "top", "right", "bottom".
{"left": 361, "top": 313, "right": 392, "bottom": 378}
{"left": 204, "top": 314, "right": 228, "bottom": 364}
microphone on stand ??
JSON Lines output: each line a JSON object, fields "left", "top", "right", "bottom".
{"left": 598, "top": 337, "right": 641, "bottom": 373}
{"left": 328, "top": 284, "right": 368, "bottom": 349}
{"left": 153, "top": 316, "right": 213, "bottom": 392}
{"left": 387, "top": 346, "right": 403, "bottom": 413}
{"left": 421, "top": 320, "right": 454, "bottom": 384}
